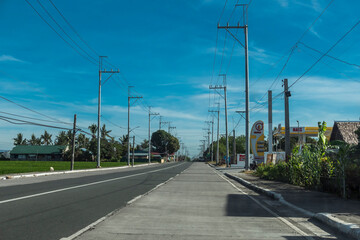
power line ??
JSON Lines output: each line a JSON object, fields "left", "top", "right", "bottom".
{"left": 25, "top": 0, "right": 97, "bottom": 65}
{"left": 0, "top": 115, "right": 72, "bottom": 131}
{"left": 36, "top": 0, "right": 97, "bottom": 62}
{"left": 289, "top": 20, "right": 360, "bottom": 89}
{"left": 0, "top": 95, "right": 72, "bottom": 125}
{"left": 298, "top": 41, "right": 360, "bottom": 68}
{"left": 47, "top": 0, "right": 100, "bottom": 56}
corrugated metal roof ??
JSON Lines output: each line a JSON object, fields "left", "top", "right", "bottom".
{"left": 10, "top": 145, "right": 66, "bottom": 155}
{"left": 330, "top": 121, "right": 360, "bottom": 145}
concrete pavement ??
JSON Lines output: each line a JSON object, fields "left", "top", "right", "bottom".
{"left": 73, "top": 162, "right": 344, "bottom": 240}
{"left": 222, "top": 168, "right": 360, "bottom": 240}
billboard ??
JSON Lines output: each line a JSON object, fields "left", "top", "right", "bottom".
{"left": 250, "top": 120, "right": 265, "bottom": 163}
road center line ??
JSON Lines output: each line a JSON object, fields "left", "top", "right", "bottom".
{"left": 0, "top": 163, "right": 186, "bottom": 205}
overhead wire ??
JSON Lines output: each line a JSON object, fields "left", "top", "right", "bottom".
{"left": 25, "top": 0, "right": 97, "bottom": 65}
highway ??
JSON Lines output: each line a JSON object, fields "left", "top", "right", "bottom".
{"left": 0, "top": 162, "right": 191, "bottom": 240}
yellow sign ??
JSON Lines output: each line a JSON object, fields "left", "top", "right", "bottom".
{"left": 250, "top": 120, "right": 265, "bottom": 162}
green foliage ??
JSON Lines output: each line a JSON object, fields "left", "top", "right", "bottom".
{"left": 151, "top": 130, "right": 179, "bottom": 155}
{"left": 255, "top": 121, "right": 360, "bottom": 198}
{"left": 0, "top": 161, "right": 146, "bottom": 175}
{"left": 13, "top": 133, "right": 27, "bottom": 145}
{"left": 255, "top": 162, "right": 289, "bottom": 182}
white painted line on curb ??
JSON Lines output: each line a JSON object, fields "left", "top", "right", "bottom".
{"left": 60, "top": 165, "right": 185, "bottom": 240}
{"left": 0, "top": 163, "right": 186, "bottom": 205}
{"left": 212, "top": 169, "right": 314, "bottom": 240}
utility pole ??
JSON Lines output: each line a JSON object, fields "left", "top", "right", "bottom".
{"left": 97, "top": 56, "right": 119, "bottom": 168}
{"left": 206, "top": 120, "right": 214, "bottom": 162}
{"left": 233, "top": 129, "right": 236, "bottom": 166}
{"left": 159, "top": 116, "right": 162, "bottom": 130}
{"left": 168, "top": 122, "right": 176, "bottom": 134}
{"left": 218, "top": 3, "right": 250, "bottom": 169}
{"left": 128, "top": 86, "right": 142, "bottom": 166}
{"left": 209, "top": 74, "right": 229, "bottom": 166}
{"left": 132, "top": 136, "right": 135, "bottom": 166}
{"left": 71, "top": 114, "right": 76, "bottom": 171}
{"left": 283, "top": 79, "right": 291, "bottom": 161}
{"left": 208, "top": 103, "right": 220, "bottom": 164}
{"left": 268, "top": 90, "right": 273, "bottom": 154}
{"left": 200, "top": 140, "right": 206, "bottom": 156}
{"left": 149, "top": 107, "right": 159, "bottom": 164}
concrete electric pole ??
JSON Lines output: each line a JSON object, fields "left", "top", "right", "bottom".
{"left": 218, "top": 3, "right": 250, "bottom": 169}
{"left": 128, "top": 86, "right": 142, "bottom": 166}
{"left": 97, "top": 56, "right": 119, "bottom": 168}
{"left": 208, "top": 103, "right": 220, "bottom": 165}
{"left": 209, "top": 74, "right": 229, "bottom": 167}
{"left": 283, "top": 79, "right": 291, "bottom": 161}
{"left": 148, "top": 107, "right": 159, "bottom": 164}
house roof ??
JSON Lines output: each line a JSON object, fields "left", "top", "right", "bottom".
{"left": 330, "top": 121, "right": 360, "bottom": 145}
{"left": 10, "top": 145, "right": 66, "bottom": 155}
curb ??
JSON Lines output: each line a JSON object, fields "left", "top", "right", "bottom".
{"left": 224, "top": 172, "right": 360, "bottom": 240}
{"left": 1, "top": 163, "right": 159, "bottom": 181}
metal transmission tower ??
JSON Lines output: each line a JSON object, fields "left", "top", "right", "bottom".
{"left": 208, "top": 103, "right": 220, "bottom": 164}
{"left": 97, "top": 56, "right": 120, "bottom": 168}
{"left": 210, "top": 74, "right": 229, "bottom": 167}
{"left": 148, "top": 107, "right": 159, "bottom": 164}
{"left": 218, "top": 3, "right": 250, "bottom": 169}
{"left": 205, "top": 120, "right": 214, "bottom": 162}
{"left": 128, "top": 86, "right": 142, "bottom": 166}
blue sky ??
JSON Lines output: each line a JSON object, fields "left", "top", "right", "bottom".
{"left": 0, "top": 0, "right": 359, "bottom": 156}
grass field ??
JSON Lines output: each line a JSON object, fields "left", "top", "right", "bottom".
{"left": 0, "top": 161, "right": 148, "bottom": 175}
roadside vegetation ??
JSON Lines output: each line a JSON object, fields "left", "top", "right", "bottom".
{"left": 255, "top": 122, "right": 360, "bottom": 199}
{"left": 0, "top": 161, "right": 149, "bottom": 175}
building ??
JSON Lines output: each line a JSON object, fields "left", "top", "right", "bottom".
{"left": 10, "top": 145, "right": 68, "bottom": 161}
{"left": 330, "top": 121, "right": 360, "bottom": 145}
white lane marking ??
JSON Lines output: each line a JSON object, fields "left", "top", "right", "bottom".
{"left": 61, "top": 170, "right": 183, "bottom": 240}
{"left": 213, "top": 170, "right": 314, "bottom": 240}
{"left": 0, "top": 163, "right": 186, "bottom": 204}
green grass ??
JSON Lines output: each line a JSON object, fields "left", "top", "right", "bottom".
{"left": 0, "top": 161, "right": 148, "bottom": 175}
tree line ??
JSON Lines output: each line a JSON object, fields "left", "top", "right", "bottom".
{"left": 12, "top": 125, "right": 180, "bottom": 162}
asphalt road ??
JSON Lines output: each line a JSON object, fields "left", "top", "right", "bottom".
{"left": 0, "top": 162, "right": 191, "bottom": 240}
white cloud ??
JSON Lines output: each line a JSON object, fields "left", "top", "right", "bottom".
{"left": 0, "top": 55, "right": 24, "bottom": 63}
{"left": 292, "top": 77, "right": 360, "bottom": 103}
{"left": 277, "top": 0, "right": 289, "bottom": 8}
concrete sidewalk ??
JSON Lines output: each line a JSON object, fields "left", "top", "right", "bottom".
{"left": 70, "top": 162, "right": 321, "bottom": 240}
{"left": 222, "top": 169, "right": 360, "bottom": 239}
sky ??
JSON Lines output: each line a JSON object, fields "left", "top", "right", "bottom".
{"left": 0, "top": 0, "right": 359, "bottom": 157}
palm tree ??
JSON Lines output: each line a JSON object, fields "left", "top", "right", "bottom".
{"left": 55, "top": 131, "right": 70, "bottom": 145}
{"left": 29, "top": 134, "right": 41, "bottom": 145}
{"left": 41, "top": 130, "right": 53, "bottom": 145}
{"left": 77, "top": 133, "right": 89, "bottom": 149}
{"left": 88, "top": 124, "right": 98, "bottom": 139}
{"left": 13, "top": 133, "right": 27, "bottom": 145}
{"left": 100, "top": 124, "right": 112, "bottom": 139}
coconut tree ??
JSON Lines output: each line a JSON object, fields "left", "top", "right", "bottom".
{"left": 100, "top": 124, "right": 112, "bottom": 139}
{"left": 29, "top": 134, "right": 41, "bottom": 145}
{"left": 55, "top": 131, "right": 70, "bottom": 145}
{"left": 88, "top": 124, "right": 98, "bottom": 139}
{"left": 41, "top": 130, "right": 53, "bottom": 145}
{"left": 13, "top": 133, "right": 27, "bottom": 145}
